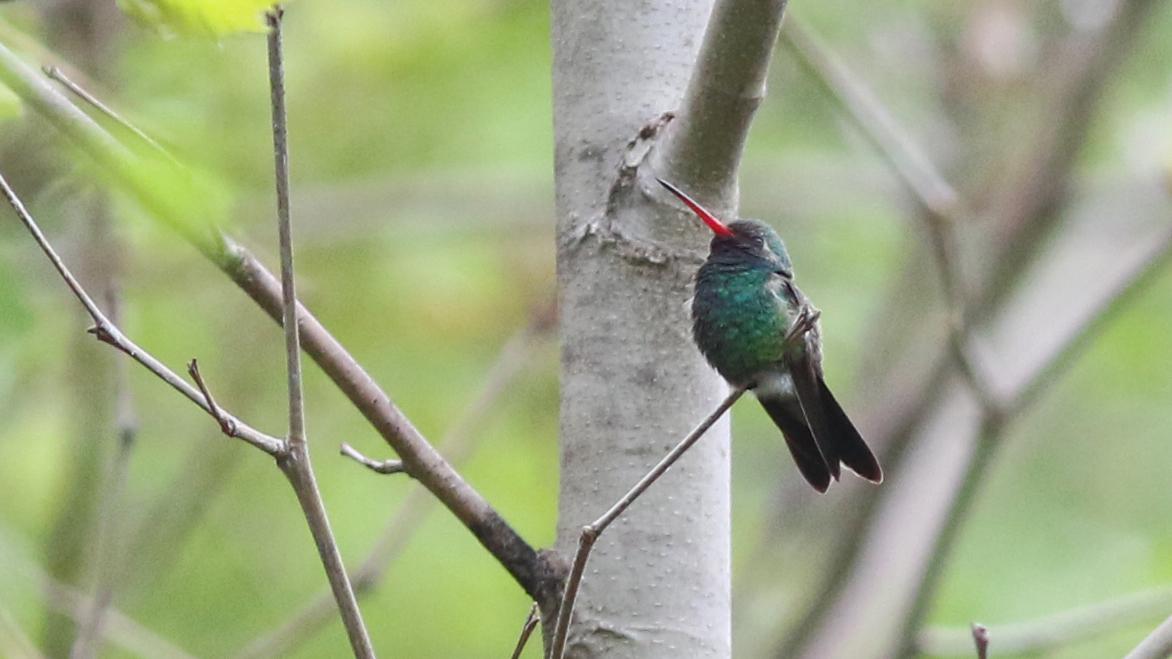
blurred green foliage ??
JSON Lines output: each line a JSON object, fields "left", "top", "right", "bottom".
{"left": 0, "top": 0, "right": 1168, "bottom": 657}
{"left": 117, "top": 0, "right": 273, "bottom": 38}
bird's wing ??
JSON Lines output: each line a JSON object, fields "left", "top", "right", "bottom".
{"left": 757, "top": 393, "right": 832, "bottom": 493}
{"left": 817, "top": 378, "right": 883, "bottom": 483}
{"left": 787, "top": 350, "right": 841, "bottom": 481}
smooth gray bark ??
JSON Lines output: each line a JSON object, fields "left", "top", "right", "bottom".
{"left": 550, "top": 1, "right": 726, "bottom": 656}
{"left": 550, "top": 0, "right": 785, "bottom": 655}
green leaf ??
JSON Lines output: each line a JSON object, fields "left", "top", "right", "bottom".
{"left": 116, "top": 0, "right": 279, "bottom": 38}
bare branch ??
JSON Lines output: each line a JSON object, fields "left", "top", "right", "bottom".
{"left": 0, "top": 172, "right": 285, "bottom": 456}
{"left": 1127, "top": 614, "right": 1172, "bottom": 659}
{"left": 509, "top": 603, "right": 540, "bottom": 659}
{"left": 918, "top": 586, "right": 1172, "bottom": 656}
{"left": 233, "top": 319, "right": 549, "bottom": 659}
{"left": 267, "top": 7, "right": 305, "bottom": 455}
{"left": 187, "top": 360, "right": 237, "bottom": 436}
{"left": 222, "top": 234, "right": 550, "bottom": 600}
{"left": 42, "top": 64, "right": 172, "bottom": 159}
{"left": 340, "top": 443, "right": 406, "bottom": 475}
{"left": 0, "top": 33, "right": 550, "bottom": 602}
{"left": 549, "top": 386, "right": 747, "bottom": 659}
{"left": 0, "top": 104, "right": 373, "bottom": 656}
{"left": 655, "top": 0, "right": 790, "bottom": 200}
{"left": 263, "top": 9, "right": 374, "bottom": 658}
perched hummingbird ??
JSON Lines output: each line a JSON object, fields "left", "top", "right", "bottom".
{"left": 657, "top": 178, "right": 882, "bottom": 492}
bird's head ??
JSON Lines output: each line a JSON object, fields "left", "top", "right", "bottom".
{"left": 657, "top": 177, "right": 793, "bottom": 277}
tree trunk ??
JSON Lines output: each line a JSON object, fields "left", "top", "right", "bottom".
{"left": 550, "top": 0, "right": 784, "bottom": 655}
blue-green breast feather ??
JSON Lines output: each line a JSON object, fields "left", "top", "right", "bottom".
{"left": 692, "top": 265, "right": 797, "bottom": 385}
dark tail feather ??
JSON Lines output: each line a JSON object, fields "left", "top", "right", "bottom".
{"left": 758, "top": 394, "right": 832, "bottom": 493}
{"left": 817, "top": 378, "right": 883, "bottom": 483}
{"left": 787, "top": 356, "right": 841, "bottom": 481}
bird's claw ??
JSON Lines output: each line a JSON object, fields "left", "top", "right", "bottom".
{"left": 784, "top": 306, "right": 821, "bottom": 345}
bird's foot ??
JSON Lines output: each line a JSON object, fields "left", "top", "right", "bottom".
{"left": 784, "top": 306, "right": 822, "bottom": 346}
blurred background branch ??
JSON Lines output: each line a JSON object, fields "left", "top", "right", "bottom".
{"left": 1127, "top": 613, "right": 1172, "bottom": 659}
{"left": 920, "top": 585, "right": 1172, "bottom": 657}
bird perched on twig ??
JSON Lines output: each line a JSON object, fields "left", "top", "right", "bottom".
{"left": 657, "top": 177, "right": 882, "bottom": 492}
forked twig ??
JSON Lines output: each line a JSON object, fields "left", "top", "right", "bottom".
{"left": 234, "top": 317, "right": 550, "bottom": 659}
{"left": 0, "top": 172, "right": 284, "bottom": 456}
{"left": 2, "top": 9, "right": 379, "bottom": 655}
{"left": 263, "top": 8, "right": 374, "bottom": 657}
{"left": 509, "top": 603, "right": 540, "bottom": 659}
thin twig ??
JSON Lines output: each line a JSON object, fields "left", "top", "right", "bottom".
{"left": 970, "top": 623, "right": 989, "bottom": 659}
{"left": 0, "top": 172, "right": 285, "bottom": 456}
{"left": 509, "top": 603, "right": 540, "bottom": 659}
{"left": 0, "top": 33, "right": 549, "bottom": 602}
{"left": 548, "top": 386, "right": 747, "bottom": 659}
{"left": 188, "top": 360, "right": 237, "bottom": 435}
{"left": 268, "top": 6, "right": 305, "bottom": 457}
{"left": 233, "top": 318, "right": 550, "bottom": 659}
{"left": 549, "top": 309, "right": 817, "bottom": 657}
{"left": 1126, "top": 614, "right": 1172, "bottom": 659}
{"left": 0, "top": 139, "right": 371, "bottom": 659}
{"left": 340, "top": 443, "right": 406, "bottom": 475}
{"left": 918, "top": 585, "right": 1172, "bottom": 656}
{"left": 42, "top": 64, "right": 172, "bottom": 159}
{"left": 264, "top": 8, "right": 374, "bottom": 658}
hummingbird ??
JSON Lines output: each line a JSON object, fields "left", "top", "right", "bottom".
{"left": 657, "top": 178, "right": 882, "bottom": 492}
